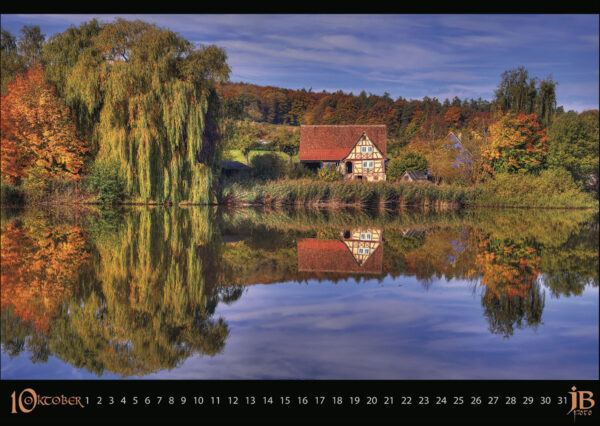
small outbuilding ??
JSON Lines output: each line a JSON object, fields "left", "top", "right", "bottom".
{"left": 400, "top": 170, "right": 429, "bottom": 183}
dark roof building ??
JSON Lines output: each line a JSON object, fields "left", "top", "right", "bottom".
{"left": 400, "top": 170, "right": 429, "bottom": 182}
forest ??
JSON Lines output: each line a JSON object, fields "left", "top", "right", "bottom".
{"left": 1, "top": 19, "right": 598, "bottom": 207}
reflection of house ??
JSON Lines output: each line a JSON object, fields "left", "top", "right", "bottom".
{"left": 299, "top": 125, "right": 387, "bottom": 181}
{"left": 400, "top": 228, "right": 426, "bottom": 237}
{"left": 340, "top": 228, "right": 383, "bottom": 266}
{"left": 297, "top": 228, "right": 384, "bottom": 274}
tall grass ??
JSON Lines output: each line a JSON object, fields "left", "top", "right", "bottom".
{"left": 222, "top": 178, "right": 476, "bottom": 208}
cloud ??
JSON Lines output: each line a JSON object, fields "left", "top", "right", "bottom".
{"left": 1, "top": 14, "right": 597, "bottom": 110}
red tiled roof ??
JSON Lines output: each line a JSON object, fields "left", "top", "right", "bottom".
{"left": 299, "top": 125, "right": 386, "bottom": 161}
{"left": 297, "top": 238, "right": 383, "bottom": 274}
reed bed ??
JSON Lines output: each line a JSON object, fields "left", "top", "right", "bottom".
{"left": 222, "top": 178, "right": 476, "bottom": 209}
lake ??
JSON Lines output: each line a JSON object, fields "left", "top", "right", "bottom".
{"left": 1, "top": 206, "right": 598, "bottom": 380}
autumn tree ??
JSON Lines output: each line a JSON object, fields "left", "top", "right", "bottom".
{"left": 482, "top": 112, "right": 549, "bottom": 175}
{"left": 426, "top": 138, "right": 463, "bottom": 184}
{"left": 444, "top": 106, "right": 463, "bottom": 128}
{"left": 0, "top": 67, "right": 89, "bottom": 195}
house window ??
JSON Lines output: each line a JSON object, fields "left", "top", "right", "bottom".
{"left": 361, "top": 146, "right": 367, "bottom": 153}
{"left": 367, "top": 146, "right": 373, "bottom": 152}
{"left": 358, "top": 247, "right": 370, "bottom": 254}
{"left": 363, "top": 161, "right": 374, "bottom": 169}
{"left": 360, "top": 233, "right": 372, "bottom": 241}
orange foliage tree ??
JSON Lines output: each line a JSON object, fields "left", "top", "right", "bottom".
{"left": 482, "top": 112, "right": 548, "bottom": 175}
{"left": 444, "top": 106, "right": 463, "bottom": 128}
{"left": 0, "top": 67, "right": 88, "bottom": 187}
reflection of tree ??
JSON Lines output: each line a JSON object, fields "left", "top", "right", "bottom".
{"left": 540, "top": 222, "right": 599, "bottom": 297}
{"left": 470, "top": 236, "right": 545, "bottom": 337}
{"left": 482, "top": 283, "right": 545, "bottom": 338}
{"left": 0, "top": 211, "right": 91, "bottom": 332}
{"left": 1, "top": 208, "right": 233, "bottom": 377}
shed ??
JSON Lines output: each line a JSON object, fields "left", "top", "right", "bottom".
{"left": 400, "top": 170, "right": 429, "bottom": 182}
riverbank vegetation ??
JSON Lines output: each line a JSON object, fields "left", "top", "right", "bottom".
{"left": 222, "top": 178, "right": 475, "bottom": 208}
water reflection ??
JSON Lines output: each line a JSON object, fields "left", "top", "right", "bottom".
{"left": 1, "top": 206, "right": 598, "bottom": 378}
{"left": 298, "top": 228, "right": 384, "bottom": 274}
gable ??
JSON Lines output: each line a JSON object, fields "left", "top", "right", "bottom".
{"left": 344, "top": 134, "right": 385, "bottom": 160}
{"left": 299, "top": 125, "right": 386, "bottom": 161}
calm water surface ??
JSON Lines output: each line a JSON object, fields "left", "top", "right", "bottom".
{"left": 1, "top": 206, "right": 598, "bottom": 379}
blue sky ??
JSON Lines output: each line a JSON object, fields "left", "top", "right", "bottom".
{"left": 1, "top": 14, "right": 598, "bottom": 112}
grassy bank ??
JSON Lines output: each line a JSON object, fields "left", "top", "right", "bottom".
{"left": 222, "top": 178, "right": 476, "bottom": 209}
{"left": 471, "top": 169, "right": 598, "bottom": 209}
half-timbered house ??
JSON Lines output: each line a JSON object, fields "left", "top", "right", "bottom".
{"left": 299, "top": 125, "right": 387, "bottom": 181}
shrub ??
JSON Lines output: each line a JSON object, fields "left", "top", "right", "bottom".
{"left": 317, "top": 166, "right": 343, "bottom": 182}
{"left": 250, "top": 153, "right": 287, "bottom": 180}
{"left": 473, "top": 168, "right": 596, "bottom": 208}
{"left": 84, "top": 160, "right": 125, "bottom": 204}
{"left": 286, "top": 163, "right": 315, "bottom": 179}
{"left": 387, "top": 152, "right": 428, "bottom": 181}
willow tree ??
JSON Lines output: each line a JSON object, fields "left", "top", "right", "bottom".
{"left": 42, "top": 19, "right": 230, "bottom": 203}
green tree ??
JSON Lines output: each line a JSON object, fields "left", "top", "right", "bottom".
{"left": 273, "top": 127, "right": 300, "bottom": 166}
{"left": 40, "top": 19, "right": 230, "bottom": 204}
{"left": 536, "top": 78, "right": 557, "bottom": 128}
{"left": 548, "top": 110, "right": 599, "bottom": 192}
{"left": 17, "top": 25, "right": 45, "bottom": 68}
{"left": 387, "top": 152, "right": 428, "bottom": 181}
{"left": 1, "top": 28, "right": 25, "bottom": 95}
{"left": 494, "top": 67, "right": 537, "bottom": 114}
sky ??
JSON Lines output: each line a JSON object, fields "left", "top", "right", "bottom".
{"left": 1, "top": 14, "right": 598, "bottom": 112}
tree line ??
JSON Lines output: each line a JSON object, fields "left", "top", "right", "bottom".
{"left": 1, "top": 20, "right": 598, "bottom": 204}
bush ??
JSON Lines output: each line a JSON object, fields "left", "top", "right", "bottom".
{"left": 473, "top": 168, "right": 596, "bottom": 208}
{"left": 286, "top": 163, "right": 315, "bottom": 179}
{"left": 84, "top": 160, "right": 125, "bottom": 204}
{"left": 317, "top": 166, "right": 343, "bottom": 182}
{"left": 250, "top": 153, "right": 287, "bottom": 180}
{"left": 387, "top": 152, "right": 428, "bottom": 181}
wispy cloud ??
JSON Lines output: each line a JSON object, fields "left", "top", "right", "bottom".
{"left": 1, "top": 14, "right": 597, "bottom": 111}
